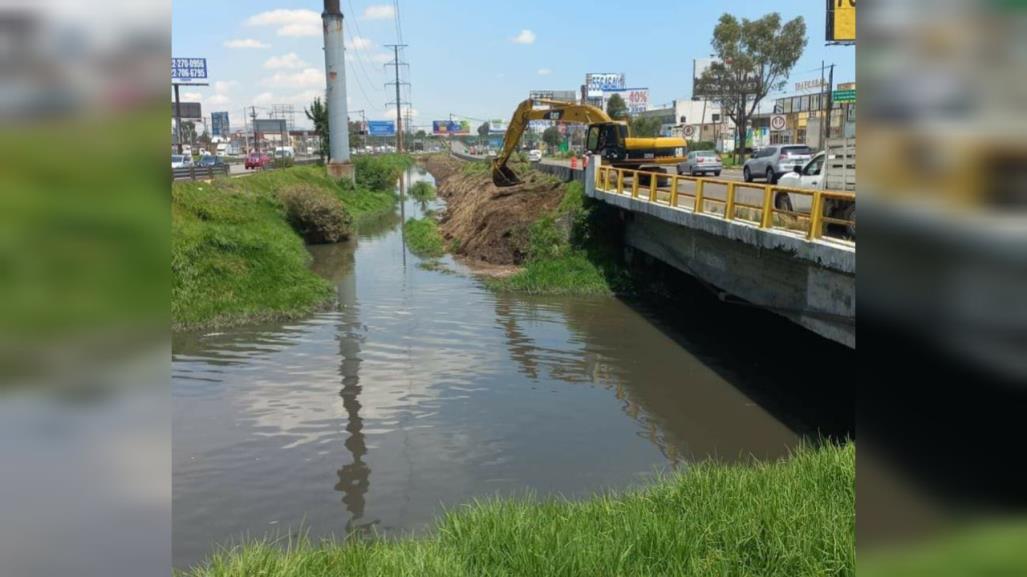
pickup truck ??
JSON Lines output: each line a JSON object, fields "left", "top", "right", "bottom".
{"left": 777, "top": 138, "right": 855, "bottom": 238}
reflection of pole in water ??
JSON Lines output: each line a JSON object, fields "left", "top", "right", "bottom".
{"left": 399, "top": 170, "right": 407, "bottom": 268}
{"left": 333, "top": 263, "right": 374, "bottom": 536}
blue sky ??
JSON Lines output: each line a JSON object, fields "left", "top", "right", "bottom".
{"left": 172, "top": 1, "right": 855, "bottom": 131}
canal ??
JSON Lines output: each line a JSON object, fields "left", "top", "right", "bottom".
{"left": 172, "top": 165, "right": 853, "bottom": 569}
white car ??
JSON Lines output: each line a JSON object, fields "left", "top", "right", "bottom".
{"left": 527, "top": 149, "right": 543, "bottom": 162}
{"left": 486, "top": 149, "right": 497, "bottom": 158}
{"left": 171, "top": 154, "right": 192, "bottom": 169}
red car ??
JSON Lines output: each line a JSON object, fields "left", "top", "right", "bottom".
{"left": 244, "top": 152, "right": 272, "bottom": 170}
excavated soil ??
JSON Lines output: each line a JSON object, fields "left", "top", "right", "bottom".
{"left": 422, "top": 155, "right": 565, "bottom": 266}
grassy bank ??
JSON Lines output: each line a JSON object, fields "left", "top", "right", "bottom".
{"left": 488, "top": 180, "right": 629, "bottom": 296}
{"left": 402, "top": 217, "right": 445, "bottom": 258}
{"left": 184, "top": 442, "right": 854, "bottom": 577}
{"left": 172, "top": 157, "right": 410, "bottom": 330}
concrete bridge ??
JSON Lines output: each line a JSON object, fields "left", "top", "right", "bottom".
{"left": 583, "top": 159, "right": 855, "bottom": 349}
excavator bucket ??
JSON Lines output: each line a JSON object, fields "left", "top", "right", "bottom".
{"left": 491, "top": 160, "right": 522, "bottom": 187}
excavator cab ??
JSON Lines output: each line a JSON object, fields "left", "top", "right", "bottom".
{"left": 585, "top": 122, "right": 628, "bottom": 162}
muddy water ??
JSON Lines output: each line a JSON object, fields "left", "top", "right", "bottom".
{"left": 172, "top": 166, "right": 852, "bottom": 568}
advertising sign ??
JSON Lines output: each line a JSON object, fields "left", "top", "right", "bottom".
{"left": 489, "top": 119, "right": 507, "bottom": 133}
{"left": 211, "top": 111, "right": 230, "bottom": 137}
{"left": 602, "top": 88, "right": 649, "bottom": 115}
{"left": 253, "top": 118, "right": 287, "bottom": 135}
{"left": 692, "top": 58, "right": 717, "bottom": 99}
{"left": 172, "top": 57, "right": 208, "bottom": 81}
{"left": 367, "top": 120, "right": 396, "bottom": 137}
{"left": 432, "top": 120, "right": 470, "bottom": 135}
{"left": 529, "top": 90, "right": 577, "bottom": 103}
{"left": 826, "top": 0, "right": 856, "bottom": 43}
{"left": 585, "top": 73, "right": 625, "bottom": 98}
{"left": 795, "top": 78, "right": 828, "bottom": 93}
{"left": 171, "top": 101, "right": 202, "bottom": 119}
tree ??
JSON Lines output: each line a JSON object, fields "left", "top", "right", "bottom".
{"left": 542, "top": 126, "right": 561, "bottom": 151}
{"left": 305, "top": 97, "right": 330, "bottom": 163}
{"left": 629, "top": 115, "right": 663, "bottom": 137}
{"left": 697, "top": 12, "right": 807, "bottom": 162}
{"left": 605, "top": 94, "right": 628, "bottom": 120}
{"left": 415, "top": 129, "right": 426, "bottom": 139}
{"left": 180, "top": 120, "right": 197, "bottom": 146}
{"left": 477, "top": 121, "right": 490, "bottom": 147}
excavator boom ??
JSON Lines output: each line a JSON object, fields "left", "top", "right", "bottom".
{"left": 490, "top": 98, "right": 686, "bottom": 187}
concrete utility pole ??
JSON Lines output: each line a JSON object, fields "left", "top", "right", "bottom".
{"left": 384, "top": 44, "right": 409, "bottom": 152}
{"left": 322, "top": 0, "right": 354, "bottom": 179}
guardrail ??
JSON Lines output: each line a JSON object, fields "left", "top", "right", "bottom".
{"left": 595, "top": 165, "right": 855, "bottom": 243}
{"left": 172, "top": 164, "right": 229, "bottom": 181}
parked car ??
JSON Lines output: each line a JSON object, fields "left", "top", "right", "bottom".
{"left": 742, "top": 144, "right": 814, "bottom": 184}
{"left": 677, "top": 150, "right": 722, "bottom": 177}
{"left": 244, "top": 152, "right": 272, "bottom": 170}
{"left": 527, "top": 149, "right": 543, "bottom": 162}
{"left": 196, "top": 154, "right": 224, "bottom": 168}
{"left": 171, "top": 154, "right": 192, "bottom": 169}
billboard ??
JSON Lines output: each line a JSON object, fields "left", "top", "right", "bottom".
{"left": 211, "top": 111, "right": 230, "bottom": 137}
{"left": 602, "top": 88, "right": 649, "bottom": 115}
{"left": 432, "top": 120, "right": 471, "bottom": 135}
{"left": 367, "top": 120, "right": 396, "bottom": 137}
{"left": 171, "top": 101, "right": 202, "bottom": 119}
{"left": 489, "top": 119, "right": 507, "bottom": 133}
{"left": 172, "top": 57, "right": 207, "bottom": 81}
{"left": 529, "top": 90, "right": 577, "bottom": 103}
{"left": 692, "top": 58, "right": 717, "bottom": 99}
{"left": 585, "top": 73, "right": 625, "bottom": 98}
{"left": 826, "top": 0, "right": 856, "bottom": 43}
{"left": 253, "top": 118, "right": 287, "bottom": 134}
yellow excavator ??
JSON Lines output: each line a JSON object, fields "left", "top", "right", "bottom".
{"left": 491, "top": 98, "right": 687, "bottom": 187}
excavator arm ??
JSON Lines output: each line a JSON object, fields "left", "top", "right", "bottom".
{"left": 492, "top": 99, "right": 616, "bottom": 187}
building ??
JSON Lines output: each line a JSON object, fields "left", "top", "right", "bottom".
{"left": 771, "top": 82, "right": 856, "bottom": 148}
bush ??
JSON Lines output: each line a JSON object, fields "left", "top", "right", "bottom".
{"left": 527, "top": 217, "right": 569, "bottom": 262}
{"left": 354, "top": 154, "right": 414, "bottom": 191}
{"left": 276, "top": 184, "right": 352, "bottom": 244}
{"left": 409, "top": 181, "right": 437, "bottom": 202}
{"left": 689, "top": 141, "right": 718, "bottom": 151}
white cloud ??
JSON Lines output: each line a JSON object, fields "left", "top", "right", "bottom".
{"left": 362, "top": 5, "right": 395, "bottom": 20}
{"left": 264, "top": 52, "right": 309, "bottom": 69}
{"left": 224, "top": 38, "right": 270, "bottom": 49}
{"left": 253, "top": 92, "right": 275, "bottom": 106}
{"left": 245, "top": 9, "right": 321, "bottom": 37}
{"left": 537, "top": 68, "right": 551, "bottom": 76}
{"left": 368, "top": 52, "right": 392, "bottom": 64}
{"left": 512, "top": 29, "right": 535, "bottom": 45}
{"left": 346, "top": 36, "right": 372, "bottom": 51}
{"left": 182, "top": 92, "right": 202, "bottom": 102}
{"left": 384, "top": 105, "right": 418, "bottom": 119}
{"left": 262, "top": 67, "right": 324, "bottom": 88}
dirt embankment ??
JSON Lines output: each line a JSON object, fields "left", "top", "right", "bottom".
{"left": 422, "top": 155, "right": 564, "bottom": 266}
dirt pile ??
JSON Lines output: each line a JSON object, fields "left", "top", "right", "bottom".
{"left": 423, "top": 155, "right": 564, "bottom": 265}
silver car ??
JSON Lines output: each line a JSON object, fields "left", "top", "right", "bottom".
{"left": 742, "top": 144, "right": 813, "bottom": 184}
{"left": 677, "top": 150, "right": 722, "bottom": 177}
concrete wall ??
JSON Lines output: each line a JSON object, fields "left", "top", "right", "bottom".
{"left": 584, "top": 160, "right": 855, "bottom": 348}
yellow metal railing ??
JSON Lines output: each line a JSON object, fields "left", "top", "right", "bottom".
{"left": 594, "top": 165, "right": 856, "bottom": 243}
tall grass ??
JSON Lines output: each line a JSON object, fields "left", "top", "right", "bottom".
{"left": 172, "top": 158, "right": 410, "bottom": 330}
{"left": 402, "top": 218, "right": 445, "bottom": 258}
{"left": 183, "top": 442, "right": 855, "bottom": 577}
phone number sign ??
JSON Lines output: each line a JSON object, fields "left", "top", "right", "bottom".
{"left": 172, "top": 58, "right": 208, "bottom": 81}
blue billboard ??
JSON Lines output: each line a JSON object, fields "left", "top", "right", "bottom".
{"left": 172, "top": 57, "right": 207, "bottom": 81}
{"left": 367, "top": 120, "right": 396, "bottom": 137}
{"left": 211, "top": 111, "right": 230, "bottom": 137}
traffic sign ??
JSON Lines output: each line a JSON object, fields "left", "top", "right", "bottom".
{"left": 684, "top": 125, "right": 696, "bottom": 138}
{"left": 770, "top": 114, "right": 787, "bottom": 131}
{"left": 833, "top": 89, "right": 856, "bottom": 104}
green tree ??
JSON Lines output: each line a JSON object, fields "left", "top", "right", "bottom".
{"left": 305, "top": 97, "right": 330, "bottom": 163}
{"left": 605, "top": 94, "right": 628, "bottom": 120}
{"left": 541, "top": 126, "right": 562, "bottom": 152}
{"left": 477, "top": 121, "right": 490, "bottom": 147}
{"left": 697, "top": 12, "right": 807, "bottom": 162}
{"left": 415, "top": 129, "right": 426, "bottom": 139}
{"left": 180, "top": 120, "right": 197, "bottom": 146}
{"left": 629, "top": 116, "right": 663, "bottom": 137}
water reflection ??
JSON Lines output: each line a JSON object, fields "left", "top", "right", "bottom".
{"left": 172, "top": 166, "right": 851, "bottom": 568}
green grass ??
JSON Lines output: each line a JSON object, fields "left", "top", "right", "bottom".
{"left": 402, "top": 217, "right": 445, "bottom": 259}
{"left": 172, "top": 158, "right": 410, "bottom": 330}
{"left": 182, "top": 442, "right": 855, "bottom": 577}
{"left": 487, "top": 252, "right": 612, "bottom": 295}
{"left": 857, "top": 521, "right": 1027, "bottom": 577}
{"left": 409, "top": 181, "right": 437, "bottom": 202}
